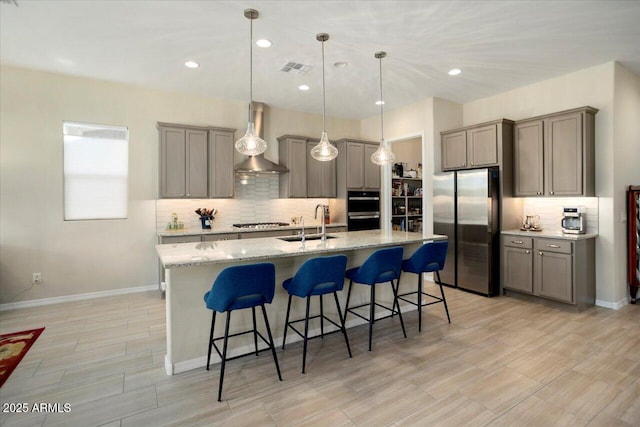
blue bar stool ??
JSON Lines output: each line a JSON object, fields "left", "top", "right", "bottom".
{"left": 399, "top": 241, "right": 451, "bottom": 332}
{"left": 282, "top": 255, "right": 352, "bottom": 374}
{"left": 343, "top": 247, "right": 406, "bottom": 351}
{"left": 203, "top": 263, "right": 282, "bottom": 402}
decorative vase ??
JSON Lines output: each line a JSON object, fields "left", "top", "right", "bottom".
{"left": 200, "top": 216, "right": 212, "bottom": 229}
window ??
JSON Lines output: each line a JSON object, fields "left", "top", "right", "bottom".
{"left": 63, "top": 121, "right": 128, "bottom": 220}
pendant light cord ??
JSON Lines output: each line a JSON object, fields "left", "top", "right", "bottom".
{"left": 322, "top": 39, "right": 326, "bottom": 133}
{"left": 379, "top": 55, "right": 384, "bottom": 141}
{"left": 248, "top": 16, "right": 253, "bottom": 123}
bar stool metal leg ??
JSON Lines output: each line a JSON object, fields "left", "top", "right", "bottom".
{"left": 260, "top": 304, "right": 282, "bottom": 381}
{"left": 282, "top": 294, "right": 293, "bottom": 349}
{"left": 218, "top": 311, "right": 231, "bottom": 402}
{"left": 418, "top": 273, "right": 423, "bottom": 332}
{"left": 369, "top": 285, "right": 375, "bottom": 351}
{"left": 391, "top": 279, "right": 407, "bottom": 338}
{"left": 206, "top": 311, "right": 216, "bottom": 370}
{"left": 436, "top": 271, "right": 451, "bottom": 323}
{"left": 333, "top": 291, "right": 352, "bottom": 358}
{"left": 320, "top": 295, "right": 324, "bottom": 339}
{"left": 343, "top": 280, "right": 353, "bottom": 324}
{"left": 302, "top": 296, "right": 311, "bottom": 374}
{"left": 252, "top": 306, "right": 259, "bottom": 356}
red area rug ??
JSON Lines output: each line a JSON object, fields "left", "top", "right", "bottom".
{"left": 0, "top": 327, "right": 44, "bottom": 387}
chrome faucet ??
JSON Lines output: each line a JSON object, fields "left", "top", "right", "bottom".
{"left": 314, "top": 204, "right": 328, "bottom": 241}
{"left": 298, "top": 217, "right": 305, "bottom": 243}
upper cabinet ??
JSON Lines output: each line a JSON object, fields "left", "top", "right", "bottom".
{"left": 278, "top": 135, "right": 336, "bottom": 198}
{"left": 441, "top": 119, "right": 513, "bottom": 172}
{"left": 306, "top": 140, "right": 337, "bottom": 198}
{"left": 513, "top": 106, "right": 597, "bottom": 197}
{"left": 335, "top": 139, "right": 380, "bottom": 191}
{"left": 208, "top": 128, "right": 236, "bottom": 198}
{"left": 158, "top": 123, "right": 235, "bottom": 199}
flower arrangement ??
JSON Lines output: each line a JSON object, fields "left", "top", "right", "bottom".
{"left": 195, "top": 208, "right": 217, "bottom": 229}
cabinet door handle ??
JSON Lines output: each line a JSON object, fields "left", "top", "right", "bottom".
{"left": 525, "top": 250, "right": 531, "bottom": 254}
{"left": 186, "top": 193, "right": 191, "bottom": 197}
{"left": 550, "top": 191, "right": 554, "bottom": 195}
{"left": 539, "top": 251, "right": 543, "bottom": 255}
{"left": 470, "top": 162, "right": 474, "bottom": 166}
{"left": 546, "top": 244, "right": 561, "bottom": 248}
{"left": 511, "top": 240, "right": 524, "bottom": 244}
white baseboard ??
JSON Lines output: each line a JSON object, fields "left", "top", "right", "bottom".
{"left": 595, "top": 297, "right": 629, "bottom": 310}
{"left": 0, "top": 285, "right": 160, "bottom": 311}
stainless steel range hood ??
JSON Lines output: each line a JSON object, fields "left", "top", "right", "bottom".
{"left": 234, "top": 102, "right": 288, "bottom": 174}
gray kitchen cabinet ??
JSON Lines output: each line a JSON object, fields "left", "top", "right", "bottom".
{"left": 160, "top": 235, "right": 202, "bottom": 244}
{"left": 501, "top": 234, "right": 595, "bottom": 310}
{"left": 441, "top": 120, "right": 513, "bottom": 172}
{"left": 202, "top": 233, "right": 240, "bottom": 241}
{"left": 514, "top": 120, "right": 544, "bottom": 196}
{"left": 502, "top": 236, "right": 533, "bottom": 293}
{"left": 535, "top": 244, "right": 573, "bottom": 303}
{"left": 208, "top": 127, "right": 235, "bottom": 198}
{"left": 467, "top": 124, "right": 498, "bottom": 167}
{"left": 278, "top": 135, "right": 337, "bottom": 198}
{"left": 513, "top": 106, "right": 597, "bottom": 197}
{"left": 335, "top": 139, "right": 380, "bottom": 191}
{"left": 159, "top": 124, "right": 208, "bottom": 198}
{"left": 442, "top": 130, "right": 467, "bottom": 170}
{"left": 306, "top": 140, "right": 337, "bottom": 198}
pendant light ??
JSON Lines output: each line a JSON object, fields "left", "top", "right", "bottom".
{"left": 370, "top": 51, "right": 396, "bottom": 165}
{"left": 310, "top": 33, "right": 339, "bottom": 162}
{"left": 235, "top": 9, "right": 267, "bottom": 156}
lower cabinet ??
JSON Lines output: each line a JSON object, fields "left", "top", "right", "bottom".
{"left": 502, "top": 234, "right": 595, "bottom": 309}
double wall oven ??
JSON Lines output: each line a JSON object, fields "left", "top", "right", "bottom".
{"left": 347, "top": 191, "right": 380, "bottom": 231}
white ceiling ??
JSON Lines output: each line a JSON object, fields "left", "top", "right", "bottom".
{"left": 1, "top": 0, "right": 639, "bottom": 120}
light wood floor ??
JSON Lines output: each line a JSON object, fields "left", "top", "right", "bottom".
{"left": 1, "top": 285, "right": 639, "bottom": 427}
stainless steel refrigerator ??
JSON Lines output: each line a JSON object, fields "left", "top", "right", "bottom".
{"left": 433, "top": 168, "right": 500, "bottom": 296}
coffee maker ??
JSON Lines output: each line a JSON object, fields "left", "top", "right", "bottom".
{"left": 561, "top": 206, "right": 586, "bottom": 234}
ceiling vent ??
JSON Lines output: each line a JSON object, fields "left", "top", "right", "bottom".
{"left": 281, "top": 62, "right": 311, "bottom": 74}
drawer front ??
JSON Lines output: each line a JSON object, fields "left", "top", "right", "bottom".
{"left": 535, "top": 238, "right": 572, "bottom": 254}
{"left": 503, "top": 236, "right": 533, "bottom": 249}
{"left": 202, "top": 234, "right": 239, "bottom": 241}
{"left": 161, "top": 235, "right": 202, "bottom": 244}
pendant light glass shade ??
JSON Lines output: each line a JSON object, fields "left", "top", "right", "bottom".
{"left": 235, "top": 121, "right": 267, "bottom": 156}
{"left": 311, "top": 33, "right": 338, "bottom": 162}
{"left": 371, "top": 51, "right": 396, "bottom": 165}
{"left": 235, "top": 9, "right": 267, "bottom": 156}
{"left": 310, "top": 131, "right": 338, "bottom": 161}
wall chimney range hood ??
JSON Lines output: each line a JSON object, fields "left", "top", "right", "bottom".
{"left": 234, "top": 102, "right": 288, "bottom": 174}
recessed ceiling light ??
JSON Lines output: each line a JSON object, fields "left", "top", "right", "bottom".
{"left": 256, "top": 39, "right": 272, "bottom": 48}
{"left": 448, "top": 68, "right": 462, "bottom": 76}
{"left": 298, "top": 84, "right": 310, "bottom": 91}
{"left": 375, "top": 100, "right": 385, "bottom": 105}
{"left": 334, "top": 61, "right": 348, "bottom": 68}
{"left": 185, "top": 61, "right": 199, "bottom": 69}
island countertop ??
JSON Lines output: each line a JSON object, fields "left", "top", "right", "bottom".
{"left": 160, "top": 229, "right": 448, "bottom": 375}
{"left": 156, "top": 229, "right": 447, "bottom": 269}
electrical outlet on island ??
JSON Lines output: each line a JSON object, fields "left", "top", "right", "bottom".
{"left": 32, "top": 273, "right": 42, "bottom": 284}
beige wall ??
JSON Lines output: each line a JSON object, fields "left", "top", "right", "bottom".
{"left": 0, "top": 65, "right": 359, "bottom": 304}
{"left": 613, "top": 63, "right": 640, "bottom": 303}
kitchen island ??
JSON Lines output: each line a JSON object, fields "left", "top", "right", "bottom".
{"left": 156, "top": 229, "right": 447, "bottom": 374}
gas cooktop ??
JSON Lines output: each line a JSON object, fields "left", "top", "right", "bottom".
{"left": 232, "top": 222, "right": 290, "bottom": 229}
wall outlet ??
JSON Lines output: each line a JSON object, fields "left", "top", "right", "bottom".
{"left": 32, "top": 273, "right": 42, "bottom": 284}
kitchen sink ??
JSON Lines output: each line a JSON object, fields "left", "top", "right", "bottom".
{"left": 277, "top": 234, "right": 337, "bottom": 242}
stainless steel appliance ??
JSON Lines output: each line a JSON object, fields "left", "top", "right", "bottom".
{"left": 347, "top": 191, "right": 380, "bottom": 231}
{"left": 232, "top": 222, "right": 289, "bottom": 229}
{"left": 433, "top": 168, "right": 500, "bottom": 296}
{"left": 561, "top": 206, "right": 585, "bottom": 234}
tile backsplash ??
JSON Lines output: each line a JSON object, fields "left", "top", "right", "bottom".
{"left": 156, "top": 175, "right": 330, "bottom": 232}
{"left": 522, "top": 197, "right": 598, "bottom": 233}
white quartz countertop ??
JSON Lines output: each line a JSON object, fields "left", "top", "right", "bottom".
{"left": 501, "top": 229, "right": 598, "bottom": 240}
{"left": 158, "top": 223, "right": 347, "bottom": 237}
{"left": 156, "top": 230, "right": 447, "bottom": 268}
